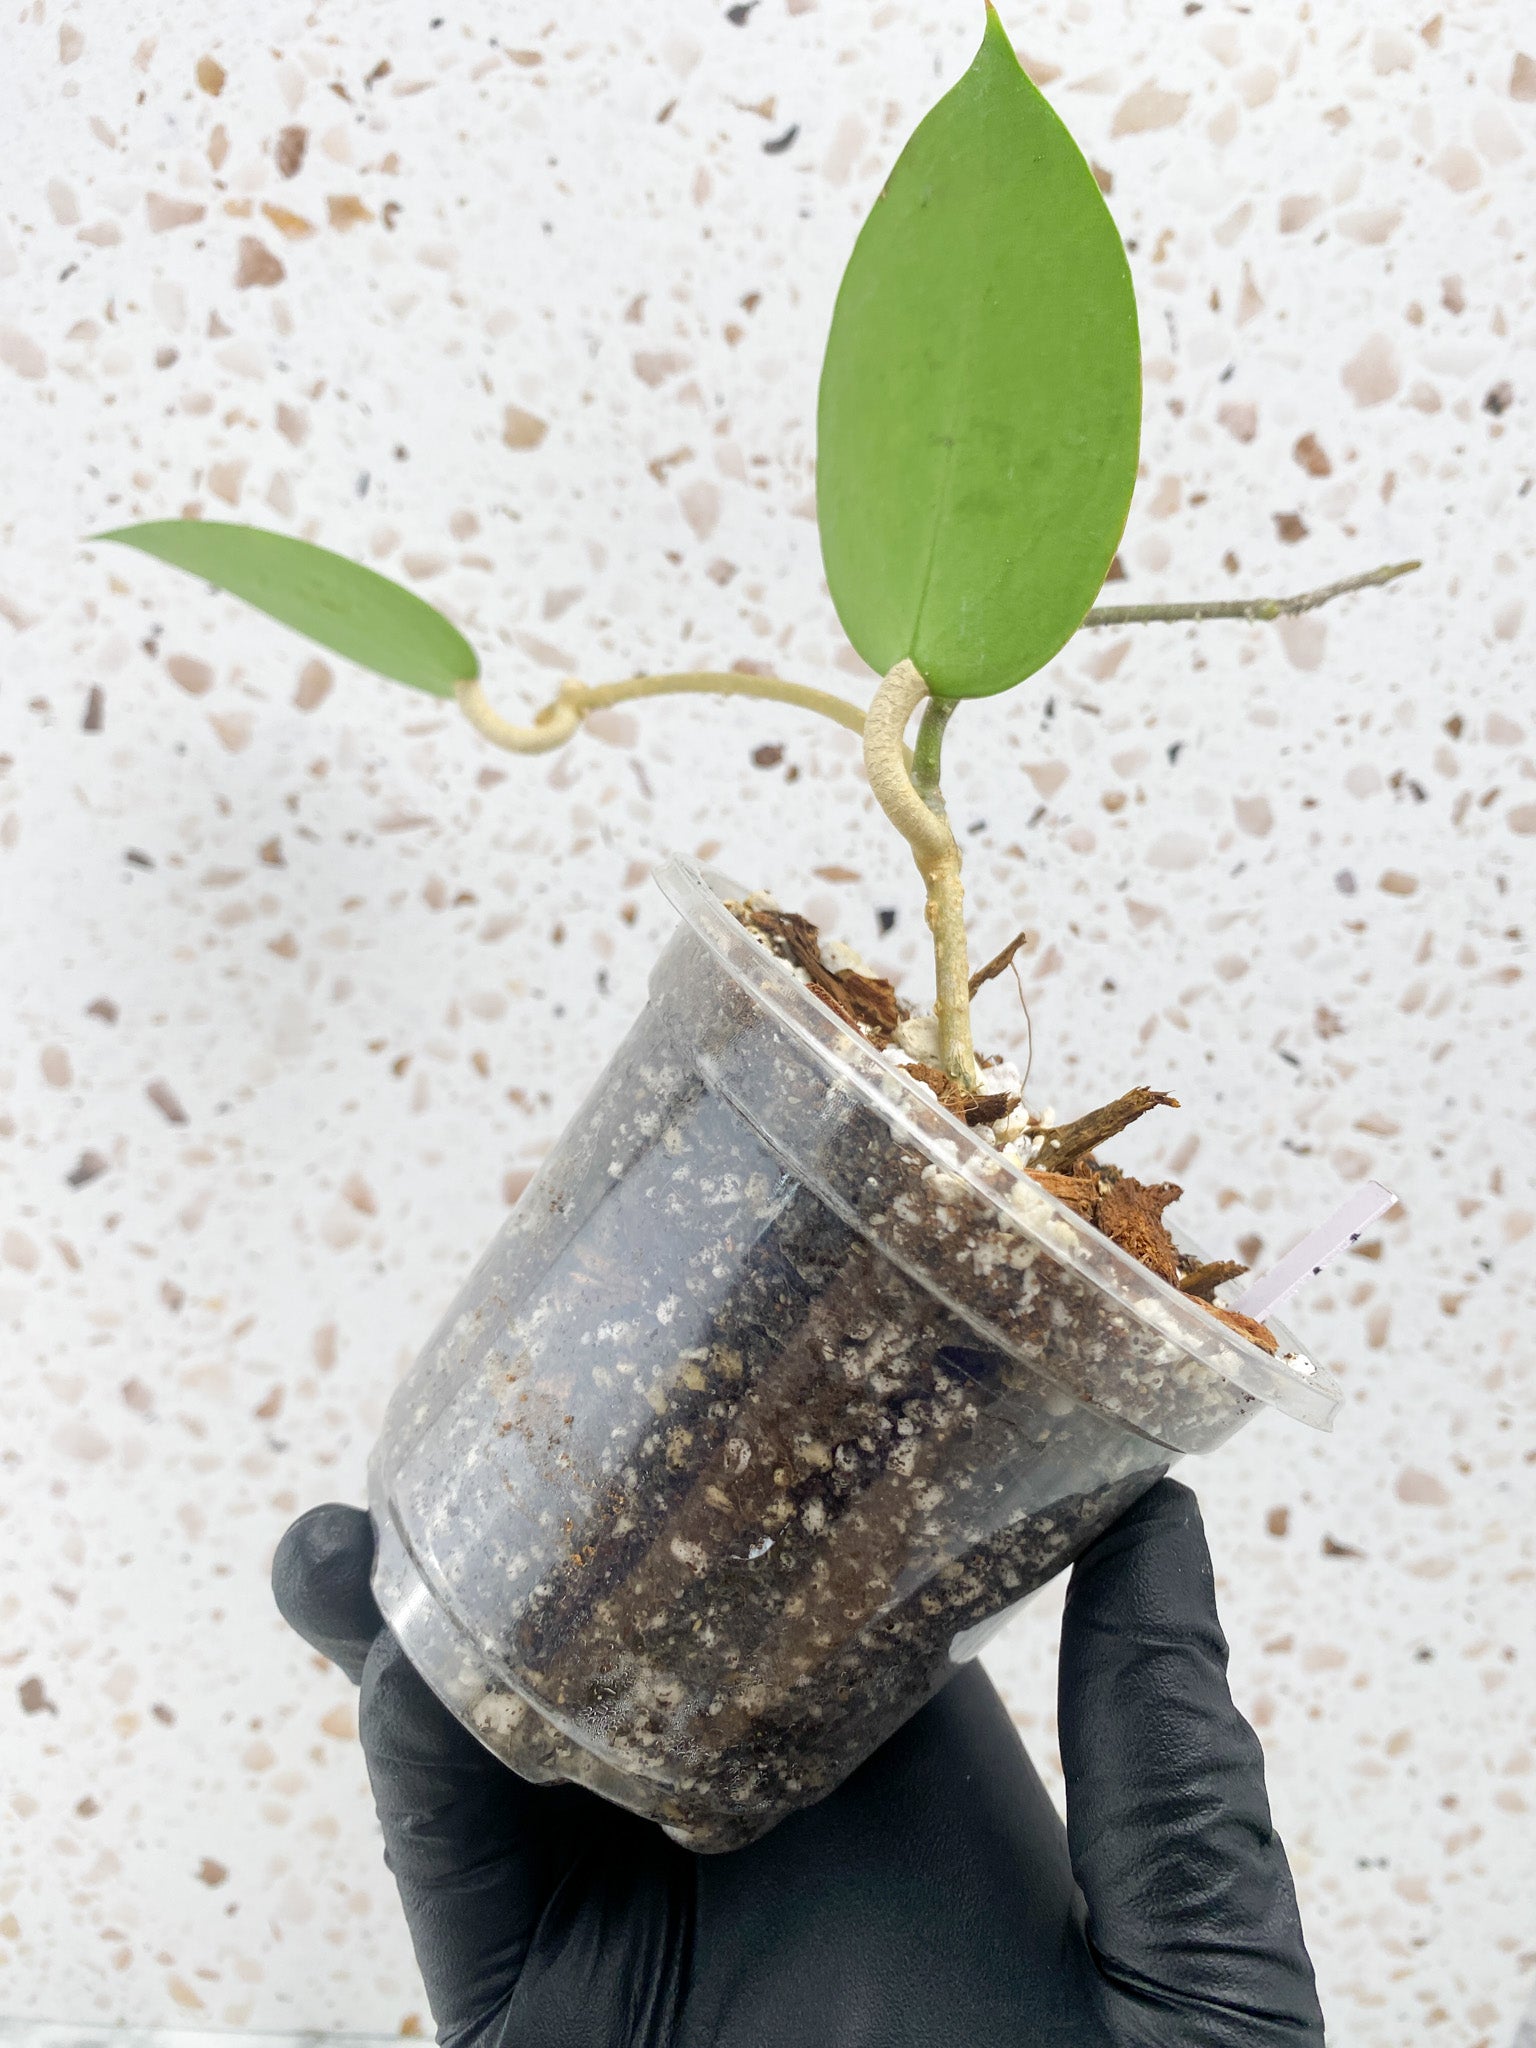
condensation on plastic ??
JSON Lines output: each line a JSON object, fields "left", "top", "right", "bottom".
{"left": 368, "top": 859, "right": 1340, "bottom": 1851}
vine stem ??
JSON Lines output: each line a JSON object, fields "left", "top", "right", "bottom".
{"left": 863, "top": 660, "right": 978, "bottom": 1091}
{"left": 1081, "top": 558, "right": 1419, "bottom": 628}
{"left": 452, "top": 558, "right": 1417, "bottom": 1085}
{"left": 453, "top": 559, "right": 1418, "bottom": 756}
{"left": 456, "top": 670, "right": 870, "bottom": 755}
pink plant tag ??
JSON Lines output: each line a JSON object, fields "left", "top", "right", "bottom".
{"left": 1231, "top": 1180, "right": 1398, "bottom": 1321}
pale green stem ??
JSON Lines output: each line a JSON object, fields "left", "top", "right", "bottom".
{"left": 911, "top": 696, "right": 957, "bottom": 807}
{"left": 863, "top": 661, "right": 977, "bottom": 1091}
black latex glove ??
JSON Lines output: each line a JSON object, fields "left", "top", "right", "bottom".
{"left": 272, "top": 1478, "right": 1323, "bottom": 2046}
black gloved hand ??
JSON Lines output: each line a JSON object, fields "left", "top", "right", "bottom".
{"left": 272, "top": 1478, "right": 1323, "bottom": 2046}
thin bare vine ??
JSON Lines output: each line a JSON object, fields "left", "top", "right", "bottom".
{"left": 454, "top": 560, "right": 1419, "bottom": 1087}
{"left": 457, "top": 561, "right": 1420, "bottom": 760}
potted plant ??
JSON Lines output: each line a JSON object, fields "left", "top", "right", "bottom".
{"left": 95, "top": 10, "right": 1413, "bottom": 1852}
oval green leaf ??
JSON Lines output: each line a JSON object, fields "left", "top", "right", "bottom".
{"left": 816, "top": 6, "right": 1141, "bottom": 699}
{"left": 93, "top": 521, "right": 479, "bottom": 698}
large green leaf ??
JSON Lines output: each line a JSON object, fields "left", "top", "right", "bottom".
{"left": 93, "top": 521, "right": 479, "bottom": 697}
{"left": 816, "top": 6, "right": 1141, "bottom": 700}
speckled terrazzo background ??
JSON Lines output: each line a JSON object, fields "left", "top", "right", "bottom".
{"left": 2, "top": 1, "right": 1533, "bottom": 2040}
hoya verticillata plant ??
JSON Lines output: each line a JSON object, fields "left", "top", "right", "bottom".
{"left": 97, "top": 9, "right": 1414, "bottom": 1092}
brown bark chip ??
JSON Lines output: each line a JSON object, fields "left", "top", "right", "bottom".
{"left": 1033, "top": 1088, "right": 1180, "bottom": 1172}
{"left": 836, "top": 970, "right": 900, "bottom": 1039}
{"left": 901, "top": 1062, "right": 970, "bottom": 1119}
{"left": 1191, "top": 1298, "right": 1279, "bottom": 1354}
{"left": 968, "top": 930, "right": 1029, "bottom": 997}
{"left": 963, "top": 1091, "right": 1019, "bottom": 1128}
{"left": 729, "top": 899, "right": 1278, "bottom": 1345}
{"left": 1025, "top": 1170, "right": 1098, "bottom": 1219}
{"left": 1178, "top": 1258, "right": 1249, "bottom": 1300}
{"left": 742, "top": 906, "right": 900, "bottom": 1043}
{"left": 1094, "top": 1177, "right": 1183, "bottom": 1284}
{"left": 807, "top": 982, "right": 858, "bottom": 1029}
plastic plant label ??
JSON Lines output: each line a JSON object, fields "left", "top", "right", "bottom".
{"left": 1232, "top": 1181, "right": 1399, "bottom": 1321}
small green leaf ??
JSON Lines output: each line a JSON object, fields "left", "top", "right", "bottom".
{"left": 93, "top": 521, "right": 479, "bottom": 698}
{"left": 816, "top": 6, "right": 1141, "bottom": 699}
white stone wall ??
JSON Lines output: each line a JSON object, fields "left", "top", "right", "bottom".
{"left": 3, "top": 2, "right": 1532, "bottom": 2040}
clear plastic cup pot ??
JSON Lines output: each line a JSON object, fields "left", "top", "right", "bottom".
{"left": 369, "top": 858, "right": 1340, "bottom": 1852}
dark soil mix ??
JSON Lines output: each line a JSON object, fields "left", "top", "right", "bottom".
{"left": 380, "top": 888, "right": 1268, "bottom": 1850}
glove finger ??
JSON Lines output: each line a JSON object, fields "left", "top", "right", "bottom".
{"left": 1057, "top": 1477, "right": 1324, "bottom": 2035}
{"left": 689, "top": 1662, "right": 1089, "bottom": 2043}
{"left": 359, "top": 1626, "right": 618, "bottom": 2033}
{"left": 271, "top": 1503, "right": 385, "bottom": 1684}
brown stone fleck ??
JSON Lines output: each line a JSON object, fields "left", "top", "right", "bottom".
{"left": 503, "top": 405, "right": 548, "bottom": 451}
{"left": 1395, "top": 1467, "right": 1450, "bottom": 1506}
{"left": 294, "top": 656, "right": 332, "bottom": 709}
{"left": 261, "top": 203, "right": 316, "bottom": 241}
{"left": 1512, "top": 53, "right": 1536, "bottom": 102}
{"left": 634, "top": 349, "right": 691, "bottom": 387}
{"left": 276, "top": 125, "right": 308, "bottom": 178}
{"left": 146, "top": 1080, "right": 189, "bottom": 1125}
{"left": 235, "top": 237, "right": 285, "bottom": 288}
{"left": 195, "top": 55, "right": 225, "bottom": 94}
{"left": 196, "top": 1858, "right": 228, "bottom": 1887}
{"left": 327, "top": 195, "right": 375, "bottom": 231}
{"left": 1293, "top": 432, "right": 1332, "bottom": 477}
{"left": 19, "top": 1676, "right": 57, "bottom": 1716}
{"left": 146, "top": 193, "right": 206, "bottom": 233}
{"left": 1274, "top": 512, "right": 1308, "bottom": 544}
{"left": 67, "top": 1150, "right": 109, "bottom": 1188}
{"left": 1266, "top": 1506, "right": 1290, "bottom": 1537}
{"left": 1112, "top": 83, "right": 1189, "bottom": 136}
